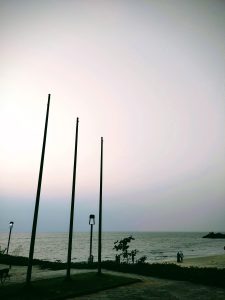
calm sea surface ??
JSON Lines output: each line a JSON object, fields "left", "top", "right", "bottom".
{"left": 0, "top": 232, "right": 224, "bottom": 263}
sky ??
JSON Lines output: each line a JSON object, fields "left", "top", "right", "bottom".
{"left": 0, "top": 0, "right": 225, "bottom": 232}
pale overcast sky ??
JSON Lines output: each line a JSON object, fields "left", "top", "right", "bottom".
{"left": 0, "top": 0, "right": 225, "bottom": 232}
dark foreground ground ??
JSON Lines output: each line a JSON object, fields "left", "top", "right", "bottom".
{"left": 1, "top": 254, "right": 225, "bottom": 299}
{"left": 71, "top": 270, "right": 225, "bottom": 300}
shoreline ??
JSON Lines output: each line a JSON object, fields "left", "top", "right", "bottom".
{"left": 170, "top": 253, "right": 225, "bottom": 268}
{"left": 1, "top": 253, "right": 225, "bottom": 268}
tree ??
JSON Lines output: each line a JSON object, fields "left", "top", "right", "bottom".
{"left": 137, "top": 255, "right": 147, "bottom": 264}
{"left": 113, "top": 236, "right": 138, "bottom": 263}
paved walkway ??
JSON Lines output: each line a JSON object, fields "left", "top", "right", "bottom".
{"left": 68, "top": 270, "right": 225, "bottom": 300}
{"left": 0, "top": 264, "right": 95, "bottom": 284}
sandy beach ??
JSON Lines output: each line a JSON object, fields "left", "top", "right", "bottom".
{"left": 173, "top": 254, "right": 225, "bottom": 269}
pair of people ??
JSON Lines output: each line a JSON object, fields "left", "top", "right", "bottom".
{"left": 177, "top": 251, "right": 184, "bottom": 263}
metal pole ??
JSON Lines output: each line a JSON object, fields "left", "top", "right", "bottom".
{"left": 89, "top": 224, "right": 93, "bottom": 262}
{"left": 26, "top": 94, "right": 50, "bottom": 284}
{"left": 66, "top": 117, "right": 79, "bottom": 280}
{"left": 98, "top": 137, "right": 103, "bottom": 275}
{"left": 6, "top": 227, "right": 12, "bottom": 255}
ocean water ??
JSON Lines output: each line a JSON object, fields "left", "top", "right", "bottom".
{"left": 0, "top": 232, "right": 224, "bottom": 263}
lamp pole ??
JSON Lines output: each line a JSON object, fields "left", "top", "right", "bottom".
{"left": 26, "top": 94, "right": 50, "bottom": 284}
{"left": 66, "top": 117, "right": 79, "bottom": 280}
{"left": 98, "top": 137, "right": 103, "bottom": 275}
{"left": 88, "top": 214, "right": 95, "bottom": 263}
{"left": 6, "top": 221, "right": 14, "bottom": 254}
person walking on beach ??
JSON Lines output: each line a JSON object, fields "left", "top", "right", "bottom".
{"left": 177, "top": 251, "right": 184, "bottom": 263}
{"left": 180, "top": 251, "right": 184, "bottom": 262}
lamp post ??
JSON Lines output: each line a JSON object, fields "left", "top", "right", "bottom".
{"left": 88, "top": 214, "right": 95, "bottom": 263}
{"left": 6, "top": 221, "right": 14, "bottom": 254}
{"left": 98, "top": 137, "right": 103, "bottom": 275}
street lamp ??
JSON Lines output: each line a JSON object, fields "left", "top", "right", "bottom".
{"left": 88, "top": 214, "right": 95, "bottom": 263}
{"left": 98, "top": 137, "right": 103, "bottom": 275}
{"left": 6, "top": 221, "right": 14, "bottom": 254}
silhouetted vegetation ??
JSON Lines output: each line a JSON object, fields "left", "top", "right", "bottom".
{"left": 113, "top": 236, "right": 139, "bottom": 263}
{"left": 0, "top": 254, "right": 95, "bottom": 270}
{"left": 137, "top": 255, "right": 147, "bottom": 264}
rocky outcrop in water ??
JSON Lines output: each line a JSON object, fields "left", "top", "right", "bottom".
{"left": 202, "top": 232, "right": 225, "bottom": 239}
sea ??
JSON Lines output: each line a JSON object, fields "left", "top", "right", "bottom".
{"left": 0, "top": 232, "right": 224, "bottom": 263}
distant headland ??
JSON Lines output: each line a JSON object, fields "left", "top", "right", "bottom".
{"left": 202, "top": 232, "right": 225, "bottom": 239}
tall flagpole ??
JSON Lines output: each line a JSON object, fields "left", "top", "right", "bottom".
{"left": 26, "top": 94, "right": 51, "bottom": 284}
{"left": 98, "top": 137, "right": 103, "bottom": 275}
{"left": 66, "top": 117, "right": 79, "bottom": 280}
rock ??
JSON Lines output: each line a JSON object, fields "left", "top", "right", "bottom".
{"left": 202, "top": 232, "right": 225, "bottom": 239}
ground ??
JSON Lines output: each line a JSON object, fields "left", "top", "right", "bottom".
{"left": 1, "top": 254, "right": 225, "bottom": 299}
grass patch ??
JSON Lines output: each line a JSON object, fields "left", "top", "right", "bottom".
{"left": 0, "top": 272, "right": 140, "bottom": 300}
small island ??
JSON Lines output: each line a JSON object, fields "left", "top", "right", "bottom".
{"left": 202, "top": 232, "right": 225, "bottom": 239}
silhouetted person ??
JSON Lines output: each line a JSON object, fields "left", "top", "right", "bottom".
{"left": 115, "top": 254, "right": 120, "bottom": 264}
{"left": 180, "top": 251, "right": 184, "bottom": 262}
{"left": 177, "top": 251, "right": 180, "bottom": 262}
{"left": 132, "top": 252, "right": 135, "bottom": 264}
